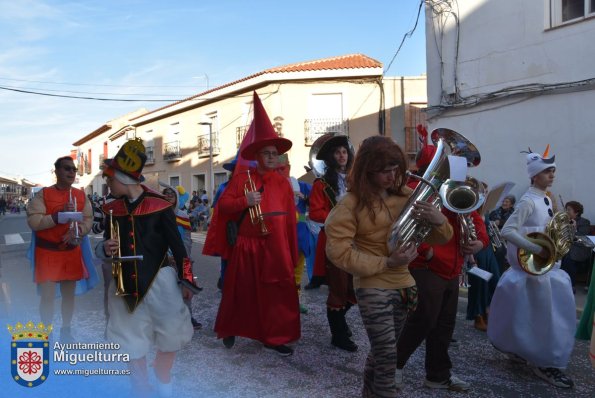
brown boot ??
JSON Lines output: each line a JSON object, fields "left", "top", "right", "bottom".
{"left": 474, "top": 315, "right": 487, "bottom": 331}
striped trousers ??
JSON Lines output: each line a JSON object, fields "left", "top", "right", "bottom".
{"left": 356, "top": 288, "right": 410, "bottom": 398}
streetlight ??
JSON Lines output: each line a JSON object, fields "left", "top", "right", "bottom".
{"left": 198, "top": 122, "right": 214, "bottom": 200}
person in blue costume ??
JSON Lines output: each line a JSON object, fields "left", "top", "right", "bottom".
{"left": 465, "top": 214, "right": 501, "bottom": 332}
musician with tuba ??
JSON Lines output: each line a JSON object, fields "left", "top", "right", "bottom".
{"left": 395, "top": 132, "right": 488, "bottom": 393}
{"left": 325, "top": 136, "right": 453, "bottom": 397}
{"left": 213, "top": 92, "right": 299, "bottom": 356}
{"left": 488, "top": 146, "right": 575, "bottom": 389}
{"left": 97, "top": 139, "right": 194, "bottom": 396}
{"left": 26, "top": 155, "right": 97, "bottom": 343}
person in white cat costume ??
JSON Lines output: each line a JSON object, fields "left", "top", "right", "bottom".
{"left": 487, "top": 146, "right": 575, "bottom": 389}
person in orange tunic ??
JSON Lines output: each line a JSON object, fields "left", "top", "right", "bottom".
{"left": 214, "top": 92, "right": 299, "bottom": 356}
{"left": 26, "top": 156, "right": 94, "bottom": 342}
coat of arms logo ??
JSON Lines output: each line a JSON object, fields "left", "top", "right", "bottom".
{"left": 7, "top": 321, "right": 53, "bottom": 387}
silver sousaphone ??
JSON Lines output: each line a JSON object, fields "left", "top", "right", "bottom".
{"left": 387, "top": 128, "right": 482, "bottom": 253}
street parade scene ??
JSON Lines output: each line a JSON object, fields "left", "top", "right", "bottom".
{"left": 1, "top": 1, "right": 594, "bottom": 398}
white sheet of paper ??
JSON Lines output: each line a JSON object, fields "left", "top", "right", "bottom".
{"left": 58, "top": 212, "right": 83, "bottom": 224}
{"left": 467, "top": 266, "right": 493, "bottom": 282}
{"left": 448, "top": 155, "right": 468, "bottom": 182}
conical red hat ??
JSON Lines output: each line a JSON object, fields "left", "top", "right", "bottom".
{"left": 241, "top": 92, "right": 292, "bottom": 161}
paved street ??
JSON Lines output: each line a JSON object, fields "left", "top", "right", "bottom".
{"left": 0, "top": 212, "right": 593, "bottom": 397}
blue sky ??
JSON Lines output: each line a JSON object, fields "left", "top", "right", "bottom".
{"left": 0, "top": 0, "right": 427, "bottom": 185}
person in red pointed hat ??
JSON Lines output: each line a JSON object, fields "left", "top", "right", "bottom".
{"left": 213, "top": 91, "right": 300, "bottom": 356}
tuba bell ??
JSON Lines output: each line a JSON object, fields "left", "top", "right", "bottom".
{"left": 439, "top": 176, "right": 486, "bottom": 246}
{"left": 517, "top": 211, "right": 574, "bottom": 275}
{"left": 387, "top": 128, "right": 481, "bottom": 253}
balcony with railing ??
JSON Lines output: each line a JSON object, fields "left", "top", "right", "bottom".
{"left": 145, "top": 146, "right": 155, "bottom": 165}
{"left": 197, "top": 134, "right": 220, "bottom": 158}
{"left": 303, "top": 118, "right": 349, "bottom": 146}
{"left": 235, "top": 125, "right": 249, "bottom": 148}
{"left": 163, "top": 141, "right": 182, "bottom": 162}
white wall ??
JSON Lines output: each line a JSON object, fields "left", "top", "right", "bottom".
{"left": 425, "top": 0, "right": 595, "bottom": 221}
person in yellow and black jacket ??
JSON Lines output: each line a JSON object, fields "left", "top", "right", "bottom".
{"left": 96, "top": 138, "right": 195, "bottom": 398}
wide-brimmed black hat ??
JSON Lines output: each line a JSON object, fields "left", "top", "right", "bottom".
{"left": 316, "top": 135, "right": 351, "bottom": 161}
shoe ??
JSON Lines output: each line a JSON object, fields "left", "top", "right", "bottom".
{"left": 424, "top": 375, "right": 470, "bottom": 391}
{"left": 264, "top": 344, "right": 294, "bottom": 356}
{"left": 191, "top": 318, "right": 203, "bottom": 330}
{"left": 299, "top": 303, "right": 308, "bottom": 314}
{"left": 304, "top": 282, "right": 320, "bottom": 290}
{"left": 395, "top": 368, "right": 404, "bottom": 389}
{"left": 60, "top": 327, "right": 75, "bottom": 343}
{"left": 532, "top": 367, "right": 574, "bottom": 388}
{"left": 154, "top": 378, "right": 173, "bottom": 398}
{"left": 331, "top": 336, "right": 358, "bottom": 352}
{"left": 152, "top": 368, "right": 173, "bottom": 398}
{"left": 222, "top": 336, "right": 235, "bottom": 349}
{"left": 449, "top": 338, "right": 459, "bottom": 348}
{"left": 474, "top": 315, "right": 487, "bottom": 332}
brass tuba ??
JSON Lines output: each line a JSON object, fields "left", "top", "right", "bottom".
{"left": 517, "top": 211, "right": 573, "bottom": 275}
{"left": 439, "top": 176, "right": 486, "bottom": 246}
{"left": 387, "top": 128, "right": 481, "bottom": 253}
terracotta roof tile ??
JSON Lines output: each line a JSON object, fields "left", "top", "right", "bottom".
{"left": 132, "top": 54, "right": 382, "bottom": 122}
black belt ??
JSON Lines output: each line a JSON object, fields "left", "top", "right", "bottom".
{"left": 35, "top": 236, "right": 77, "bottom": 251}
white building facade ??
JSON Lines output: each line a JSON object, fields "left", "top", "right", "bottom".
{"left": 424, "top": 0, "right": 595, "bottom": 219}
{"left": 72, "top": 54, "right": 428, "bottom": 200}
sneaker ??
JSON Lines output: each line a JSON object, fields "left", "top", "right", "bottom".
{"left": 152, "top": 369, "right": 173, "bottom": 398}
{"left": 191, "top": 318, "right": 202, "bottom": 330}
{"left": 424, "top": 375, "right": 470, "bottom": 391}
{"left": 264, "top": 344, "right": 294, "bottom": 356}
{"left": 532, "top": 367, "right": 574, "bottom": 389}
{"left": 222, "top": 336, "right": 235, "bottom": 349}
{"left": 395, "top": 368, "right": 404, "bottom": 389}
{"left": 60, "top": 327, "right": 75, "bottom": 343}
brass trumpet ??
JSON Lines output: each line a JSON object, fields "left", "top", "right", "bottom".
{"left": 244, "top": 169, "right": 270, "bottom": 235}
{"left": 109, "top": 210, "right": 127, "bottom": 296}
{"left": 108, "top": 211, "right": 144, "bottom": 296}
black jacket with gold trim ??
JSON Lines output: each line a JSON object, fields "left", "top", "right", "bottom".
{"left": 102, "top": 186, "right": 187, "bottom": 312}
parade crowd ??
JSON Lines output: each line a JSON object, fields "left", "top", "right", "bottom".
{"left": 24, "top": 92, "right": 595, "bottom": 397}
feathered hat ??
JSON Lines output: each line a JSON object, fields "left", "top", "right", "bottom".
{"left": 240, "top": 92, "right": 293, "bottom": 161}
{"left": 523, "top": 145, "right": 556, "bottom": 178}
{"left": 415, "top": 124, "right": 437, "bottom": 169}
